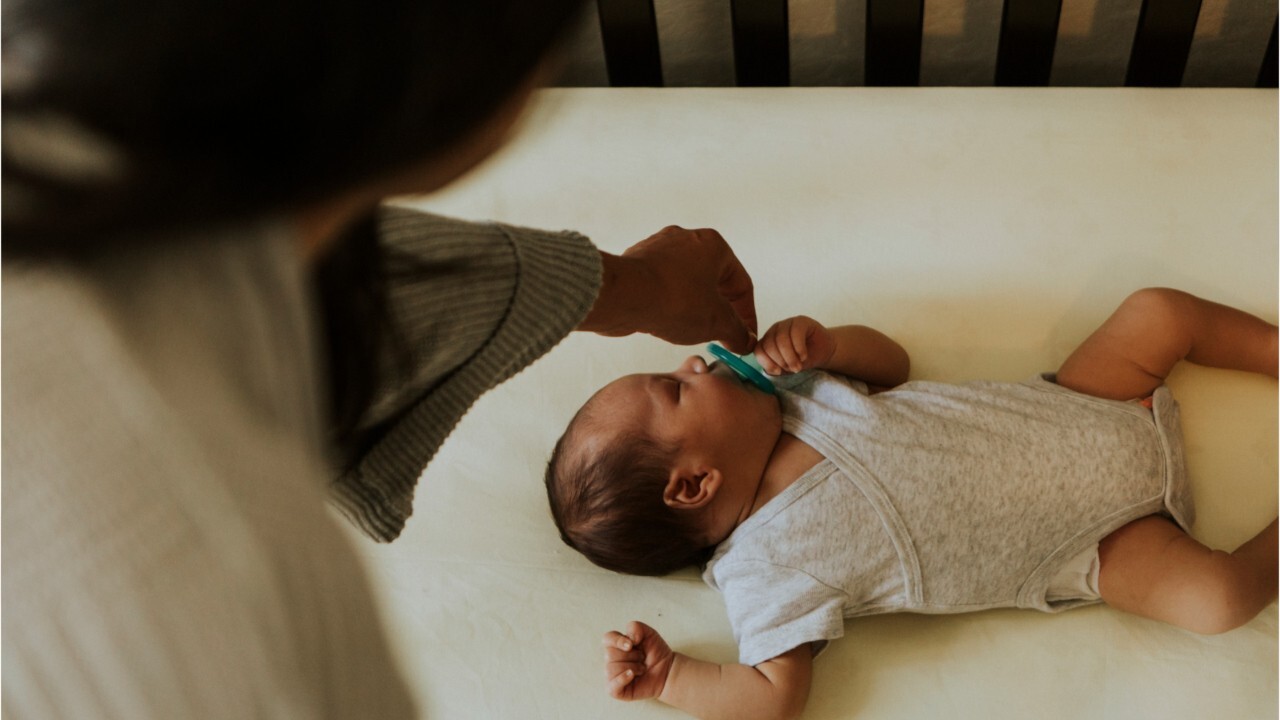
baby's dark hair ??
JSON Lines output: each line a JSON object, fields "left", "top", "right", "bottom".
{"left": 544, "top": 405, "right": 713, "bottom": 576}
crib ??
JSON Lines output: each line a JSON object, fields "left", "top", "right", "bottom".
{"left": 354, "top": 4, "right": 1279, "bottom": 719}
{"left": 555, "top": 0, "right": 1276, "bottom": 88}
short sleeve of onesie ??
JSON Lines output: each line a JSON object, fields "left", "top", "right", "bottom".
{"left": 709, "top": 558, "right": 848, "bottom": 667}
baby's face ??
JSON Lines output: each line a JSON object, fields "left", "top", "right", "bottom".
{"left": 587, "top": 354, "right": 782, "bottom": 469}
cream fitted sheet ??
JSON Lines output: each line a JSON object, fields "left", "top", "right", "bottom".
{"left": 352, "top": 88, "right": 1278, "bottom": 720}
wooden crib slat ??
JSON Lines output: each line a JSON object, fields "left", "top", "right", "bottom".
{"left": 1259, "top": 20, "right": 1278, "bottom": 89}
{"left": 1125, "top": 0, "right": 1204, "bottom": 87}
{"left": 597, "top": 0, "right": 664, "bottom": 86}
{"left": 731, "top": 0, "right": 790, "bottom": 86}
{"left": 866, "top": 0, "right": 924, "bottom": 86}
{"left": 995, "top": 0, "right": 1062, "bottom": 86}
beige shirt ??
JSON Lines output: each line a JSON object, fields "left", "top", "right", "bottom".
{"left": 2, "top": 208, "right": 600, "bottom": 717}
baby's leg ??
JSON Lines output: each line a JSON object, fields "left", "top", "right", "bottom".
{"left": 1056, "top": 287, "right": 1277, "bottom": 400}
{"left": 1097, "top": 516, "right": 1277, "bottom": 634}
{"left": 1056, "top": 288, "right": 1278, "bottom": 633}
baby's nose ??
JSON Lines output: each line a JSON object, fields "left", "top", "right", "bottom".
{"left": 678, "top": 355, "right": 709, "bottom": 374}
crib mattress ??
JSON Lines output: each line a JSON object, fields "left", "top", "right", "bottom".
{"left": 353, "top": 87, "right": 1277, "bottom": 720}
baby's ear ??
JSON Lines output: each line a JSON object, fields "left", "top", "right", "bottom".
{"left": 663, "top": 467, "right": 722, "bottom": 510}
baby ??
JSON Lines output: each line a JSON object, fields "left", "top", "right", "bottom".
{"left": 544, "top": 288, "right": 1278, "bottom": 720}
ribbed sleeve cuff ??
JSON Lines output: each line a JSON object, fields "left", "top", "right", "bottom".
{"left": 330, "top": 217, "right": 601, "bottom": 542}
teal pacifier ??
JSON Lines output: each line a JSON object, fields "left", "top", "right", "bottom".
{"left": 706, "top": 343, "right": 776, "bottom": 395}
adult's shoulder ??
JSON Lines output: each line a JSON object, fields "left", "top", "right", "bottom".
{"left": 1, "top": 223, "right": 415, "bottom": 718}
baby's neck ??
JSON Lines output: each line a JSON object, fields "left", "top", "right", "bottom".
{"left": 746, "top": 432, "right": 826, "bottom": 517}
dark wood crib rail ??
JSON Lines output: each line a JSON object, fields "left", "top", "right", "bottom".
{"left": 591, "top": 0, "right": 1278, "bottom": 88}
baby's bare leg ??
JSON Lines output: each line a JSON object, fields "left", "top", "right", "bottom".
{"left": 1098, "top": 517, "right": 1278, "bottom": 634}
{"left": 1059, "top": 288, "right": 1280, "bottom": 630}
{"left": 1058, "top": 288, "right": 1278, "bottom": 632}
{"left": 1056, "top": 287, "right": 1277, "bottom": 401}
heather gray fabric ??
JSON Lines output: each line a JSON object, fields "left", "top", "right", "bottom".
{"left": 703, "top": 371, "right": 1191, "bottom": 667}
{"left": 329, "top": 206, "right": 601, "bottom": 541}
{"left": 3, "top": 208, "right": 601, "bottom": 717}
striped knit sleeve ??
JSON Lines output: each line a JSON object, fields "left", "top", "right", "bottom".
{"left": 329, "top": 206, "right": 601, "bottom": 542}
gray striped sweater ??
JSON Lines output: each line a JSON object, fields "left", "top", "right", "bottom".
{"left": 330, "top": 206, "right": 602, "bottom": 541}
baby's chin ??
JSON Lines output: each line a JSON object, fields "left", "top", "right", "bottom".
{"left": 748, "top": 396, "right": 786, "bottom": 439}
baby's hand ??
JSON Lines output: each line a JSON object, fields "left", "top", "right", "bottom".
{"left": 602, "top": 620, "right": 675, "bottom": 702}
{"left": 755, "top": 315, "right": 837, "bottom": 375}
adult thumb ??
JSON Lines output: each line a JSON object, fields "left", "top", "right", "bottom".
{"left": 715, "top": 313, "right": 757, "bottom": 355}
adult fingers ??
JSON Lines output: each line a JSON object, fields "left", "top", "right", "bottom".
{"left": 718, "top": 262, "right": 757, "bottom": 348}
{"left": 703, "top": 229, "right": 758, "bottom": 353}
{"left": 714, "top": 308, "right": 756, "bottom": 355}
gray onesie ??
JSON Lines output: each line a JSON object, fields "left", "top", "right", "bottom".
{"left": 702, "top": 371, "right": 1191, "bottom": 667}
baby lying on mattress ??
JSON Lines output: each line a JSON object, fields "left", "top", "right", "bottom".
{"left": 543, "top": 287, "right": 1278, "bottom": 720}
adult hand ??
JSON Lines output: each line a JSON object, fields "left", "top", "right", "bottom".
{"left": 580, "top": 226, "right": 758, "bottom": 353}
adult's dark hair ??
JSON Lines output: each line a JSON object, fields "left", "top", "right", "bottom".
{"left": 2, "top": 0, "right": 587, "bottom": 256}
{"left": 545, "top": 415, "right": 714, "bottom": 577}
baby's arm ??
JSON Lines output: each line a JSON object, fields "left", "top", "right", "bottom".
{"left": 755, "top": 315, "right": 909, "bottom": 390}
{"left": 603, "top": 621, "right": 812, "bottom": 720}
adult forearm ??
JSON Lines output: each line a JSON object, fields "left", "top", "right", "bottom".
{"left": 576, "top": 250, "right": 652, "bottom": 337}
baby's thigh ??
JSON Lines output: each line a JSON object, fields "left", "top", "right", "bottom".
{"left": 1056, "top": 289, "right": 1191, "bottom": 401}
{"left": 1098, "top": 515, "right": 1247, "bottom": 634}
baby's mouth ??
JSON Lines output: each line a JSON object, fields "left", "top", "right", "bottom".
{"left": 707, "top": 360, "right": 744, "bottom": 384}
{"left": 705, "top": 346, "right": 777, "bottom": 394}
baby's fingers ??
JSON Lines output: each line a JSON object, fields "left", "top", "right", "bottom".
{"left": 601, "top": 630, "right": 634, "bottom": 652}
{"left": 785, "top": 317, "right": 815, "bottom": 369}
{"left": 602, "top": 630, "right": 645, "bottom": 667}
{"left": 758, "top": 319, "right": 804, "bottom": 373}
{"left": 753, "top": 322, "right": 784, "bottom": 374}
{"left": 604, "top": 645, "right": 644, "bottom": 665}
{"left": 606, "top": 665, "right": 643, "bottom": 699}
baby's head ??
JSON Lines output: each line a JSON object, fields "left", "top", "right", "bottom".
{"left": 545, "top": 354, "right": 782, "bottom": 576}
